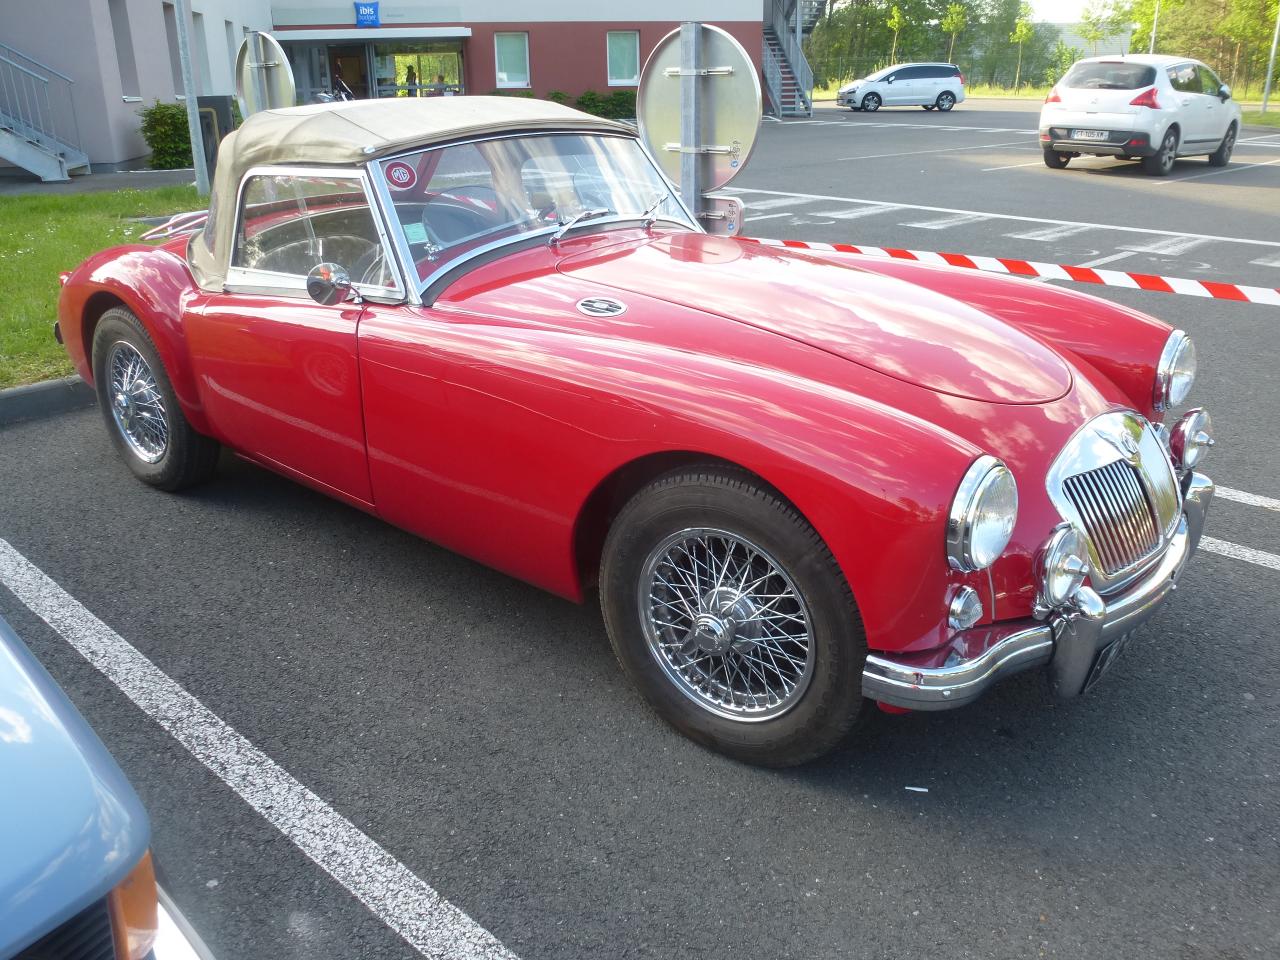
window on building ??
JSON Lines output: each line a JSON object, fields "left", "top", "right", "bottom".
{"left": 192, "top": 12, "right": 210, "bottom": 95}
{"left": 107, "top": 0, "right": 140, "bottom": 98}
{"left": 607, "top": 31, "right": 640, "bottom": 86}
{"left": 494, "top": 32, "right": 530, "bottom": 88}
{"left": 162, "top": 2, "right": 184, "bottom": 94}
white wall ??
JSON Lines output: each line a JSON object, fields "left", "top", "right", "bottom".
{"left": 190, "top": 0, "right": 274, "bottom": 95}
{"left": 271, "top": 0, "right": 763, "bottom": 27}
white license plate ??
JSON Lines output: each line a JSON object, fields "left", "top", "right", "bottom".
{"left": 1071, "top": 129, "right": 1110, "bottom": 141}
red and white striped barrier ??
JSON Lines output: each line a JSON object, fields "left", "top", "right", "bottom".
{"left": 741, "top": 237, "right": 1280, "bottom": 307}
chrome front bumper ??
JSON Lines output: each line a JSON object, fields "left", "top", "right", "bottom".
{"left": 862, "top": 471, "right": 1214, "bottom": 710}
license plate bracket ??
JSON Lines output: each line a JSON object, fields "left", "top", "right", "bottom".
{"left": 1082, "top": 631, "right": 1135, "bottom": 694}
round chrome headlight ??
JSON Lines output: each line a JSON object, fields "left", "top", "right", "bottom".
{"left": 1039, "top": 524, "right": 1090, "bottom": 608}
{"left": 1169, "top": 407, "right": 1213, "bottom": 471}
{"left": 1154, "top": 330, "right": 1196, "bottom": 412}
{"left": 946, "top": 456, "right": 1019, "bottom": 572}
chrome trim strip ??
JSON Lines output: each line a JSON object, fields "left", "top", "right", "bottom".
{"left": 865, "top": 471, "right": 1214, "bottom": 710}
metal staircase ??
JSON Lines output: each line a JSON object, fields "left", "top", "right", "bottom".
{"left": 762, "top": 0, "right": 824, "bottom": 117}
{"left": 0, "top": 43, "right": 90, "bottom": 182}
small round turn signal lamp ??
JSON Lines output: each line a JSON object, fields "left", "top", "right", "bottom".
{"left": 948, "top": 586, "right": 984, "bottom": 631}
{"left": 1169, "top": 408, "right": 1213, "bottom": 472}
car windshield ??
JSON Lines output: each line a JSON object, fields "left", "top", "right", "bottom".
{"left": 1062, "top": 62, "right": 1158, "bottom": 90}
{"left": 378, "top": 133, "right": 688, "bottom": 285}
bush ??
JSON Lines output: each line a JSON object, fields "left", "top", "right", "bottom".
{"left": 138, "top": 101, "right": 193, "bottom": 169}
{"left": 575, "top": 89, "right": 606, "bottom": 115}
{"left": 575, "top": 89, "right": 637, "bottom": 120}
{"left": 545, "top": 90, "right": 571, "bottom": 105}
{"left": 487, "top": 88, "right": 536, "bottom": 98}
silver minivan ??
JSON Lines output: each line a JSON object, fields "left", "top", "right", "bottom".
{"left": 837, "top": 63, "right": 967, "bottom": 112}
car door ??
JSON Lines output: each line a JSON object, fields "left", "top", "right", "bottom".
{"left": 1196, "top": 63, "right": 1233, "bottom": 143}
{"left": 1166, "top": 62, "right": 1209, "bottom": 147}
{"left": 186, "top": 167, "right": 405, "bottom": 506}
{"left": 891, "top": 66, "right": 924, "bottom": 105}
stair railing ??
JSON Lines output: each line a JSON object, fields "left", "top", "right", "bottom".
{"left": 761, "top": 41, "right": 784, "bottom": 117}
{"left": 766, "top": 1, "right": 814, "bottom": 116}
{"left": 0, "top": 42, "right": 84, "bottom": 160}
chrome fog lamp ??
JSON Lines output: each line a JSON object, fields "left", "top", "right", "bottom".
{"left": 1169, "top": 408, "right": 1214, "bottom": 472}
{"left": 946, "top": 456, "right": 1019, "bottom": 572}
{"left": 1154, "top": 331, "right": 1196, "bottom": 412}
{"left": 1038, "top": 524, "right": 1090, "bottom": 608}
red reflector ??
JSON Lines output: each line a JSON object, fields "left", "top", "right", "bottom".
{"left": 1044, "top": 87, "right": 1062, "bottom": 104}
{"left": 1040, "top": 133, "right": 1051, "bottom": 140}
{"left": 1130, "top": 87, "right": 1160, "bottom": 109}
{"left": 1128, "top": 138, "right": 1143, "bottom": 146}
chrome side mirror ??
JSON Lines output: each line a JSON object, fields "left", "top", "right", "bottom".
{"left": 306, "top": 263, "right": 355, "bottom": 306}
{"left": 1218, "top": 84, "right": 1231, "bottom": 102}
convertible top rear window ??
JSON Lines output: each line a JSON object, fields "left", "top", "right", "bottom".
{"left": 1062, "top": 62, "right": 1157, "bottom": 90}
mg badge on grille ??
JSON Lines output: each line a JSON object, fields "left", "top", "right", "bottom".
{"left": 576, "top": 297, "right": 627, "bottom": 317}
{"left": 1097, "top": 426, "right": 1140, "bottom": 459}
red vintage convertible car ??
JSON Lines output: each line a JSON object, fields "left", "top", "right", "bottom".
{"left": 56, "top": 98, "right": 1214, "bottom": 765}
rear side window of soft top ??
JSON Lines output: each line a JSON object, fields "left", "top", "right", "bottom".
{"left": 1062, "top": 62, "right": 1157, "bottom": 90}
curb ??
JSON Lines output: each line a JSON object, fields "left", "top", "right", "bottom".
{"left": 0, "top": 375, "right": 96, "bottom": 427}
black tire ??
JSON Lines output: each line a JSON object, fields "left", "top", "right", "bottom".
{"left": 599, "top": 467, "right": 868, "bottom": 767}
{"left": 1208, "top": 123, "right": 1236, "bottom": 167}
{"left": 861, "top": 93, "right": 881, "bottom": 112}
{"left": 91, "top": 306, "right": 219, "bottom": 490}
{"left": 1143, "top": 128, "right": 1178, "bottom": 176}
{"left": 1043, "top": 148, "right": 1070, "bottom": 169}
{"left": 935, "top": 91, "right": 956, "bottom": 111}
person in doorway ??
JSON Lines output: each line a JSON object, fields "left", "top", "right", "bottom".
{"left": 405, "top": 65, "right": 418, "bottom": 97}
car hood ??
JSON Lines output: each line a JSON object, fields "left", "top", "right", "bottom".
{"left": 0, "top": 617, "right": 149, "bottom": 956}
{"left": 557, "top": 234, "right": 1072, "bottom": 404}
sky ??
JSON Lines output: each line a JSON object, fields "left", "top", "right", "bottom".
{"left": 1030, "top": 0, "right": 1091, "bottom": 21}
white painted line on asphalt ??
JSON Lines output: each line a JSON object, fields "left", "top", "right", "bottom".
{"left": 1200, "top": 537, "right": 1280, "bottom": 572}
{"left": 811, "top": 204, "right": 906, "bottom": 220}
{"left": 1248, "top": 252, "right": 1280, "bottom": 268}
{"left": 744, "top": 212, "right": 791, "bottom": 222}
{"left": 744, "top": 195, "right": 819, "bottom": 210}
{"left": 1118, "top": 235, "right": 1212, "bottom": 255}
{"left": 721, "top": 187, "right": 1280, "bottom": 248}
{"left": 1152, "top": 157, "right": 1280, "bottom": 186}
{"left": 833, "top": 138, "right": 1036, "bottom": 163}
{"left": 1004, "top": 224, "right": 1095, "bottom": 242}
{"left": 981, "top": 158, "right": 1046, "bottom": 171}
{"left": 1218, "top": 486, "right": 1280, "bottom": 512}
{"left": 0, "top": 539, "right": 517, "bottom": 960}
{"left": 903, "top": 212, "right": 991, "bottom": 230}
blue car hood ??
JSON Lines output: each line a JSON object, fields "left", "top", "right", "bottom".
{"left": 0, "top": 617, "right": 149, "bottom": 956}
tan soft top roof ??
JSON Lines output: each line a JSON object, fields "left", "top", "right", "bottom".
{"left": 191, "top": 97, "right": 633, "bottom": 290}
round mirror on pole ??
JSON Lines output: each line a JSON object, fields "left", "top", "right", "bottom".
{"left": 235, "top": 32, "right": 296, "bottom": 117}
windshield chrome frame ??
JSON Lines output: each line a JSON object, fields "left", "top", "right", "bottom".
{"left": 369, "top": 130, "right": 702, "bottom": 297}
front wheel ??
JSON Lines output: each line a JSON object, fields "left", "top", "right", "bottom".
{"left": 91, "top": 307, "right": 219, "bottom": 490}
{"left": 935, "top": 92, "right": 956, "bottom": 111}
{"left": 1043, "top": 148, "right": 1070, "bottom": 169}
{"left": 600, "top": 467, "right": 868, "bottom": 767}
{"left": 1143, "top": 129, "right": 1178, "bottom": 176}
{"left": 860, "top": 93, "right": 881, "bottom": 112}
{"left": 1208, "top": 124, "right": 1236, "bottom": 166}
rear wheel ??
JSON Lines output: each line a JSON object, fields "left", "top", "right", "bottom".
{"left": 1208, "top": 123, "right": 1236, "bottom": 166}
{"left": 91, "top": 307, "right": 219, "bottom": 490}
{"left": 600, "top": 467, "right": 868, "bottom": 767}
{"left": 1043, "top": 148, "right": 1070, "bottom": 169}
{"left": 861, "top": 93, "right": 881, "bottom": 112}
{"left": 935, "top": 91, "right": 956, "bottom": 111}
{"left": 1142, "top": 129, "right": 1178, "bottom": 176}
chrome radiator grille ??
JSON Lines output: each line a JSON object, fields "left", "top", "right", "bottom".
{"left": 1063, "top": 459, "right": 1161, "bottom": 575}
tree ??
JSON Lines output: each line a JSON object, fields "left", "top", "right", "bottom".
{"left": 1079, "top": 0, "right": 1116, "bottom": 55}
{"left": 887, "top": 5, "right": 907, "bottom": 64}
{"left": 942, "top": 3, "right": 969, "bottom": 62}
{"left": 1011, "top": 5, "right": 1035, "bottom": 89}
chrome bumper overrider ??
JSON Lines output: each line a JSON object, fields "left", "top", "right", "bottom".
{"left": 862, "top": 471, "right": 1214, "bottom": 710}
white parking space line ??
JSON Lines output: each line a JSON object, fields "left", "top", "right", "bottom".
{"left": 722, "top": 187, "right": 1280, "bottom": 248}
{"left": 1152, "top": 157, "right": 1280, "bottom": 186}
{"left": 0, "top": 539, "right": 518, "bottom": 960}
{"left": 834, "top": 139, "right": 1036, "bottom": 163}
{"left": 903, "top": 213, "right": 991, "bottom": 230}
{"left": 1201, "top": 537, "right": 1280, "bottom": 572}
{"left": 744, "top": 212, "right": 791, "bottom": 222}
{"left": 1248, "top": 252, "right": 1280, "bottom": 268}
{"left": 1074, "top": 251, "right": 1141, "bottom": 268}
{"left": 741, "top": 195, "right": 818, "bottom": 211}
{"left": 1118, "top": 235, "right": 1213, "bottom": 255}
{"left": 1004, "top": 224, "right": 1095, "bottom": 242}
{"left": 811, "top": 204, "right": 906, "bottom": 220}
{"left": 1218, "top": 486, "right": 1280, "bottom": 512}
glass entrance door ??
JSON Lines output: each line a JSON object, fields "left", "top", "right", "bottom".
{"left": 329, "top": 44, "right": 371, "bottom": 99}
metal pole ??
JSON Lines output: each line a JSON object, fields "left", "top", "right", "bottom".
{"left": 1263, "top": 0, "right": 1280, "bottom": 113}
{"left": 173, "top": 0, "right": 209, "bottom": 196}
{"left": 1148, "top": 0, "right": 1160, "bottom": 55}
{"left": 679, "top": 22, "right": 701, "bottom": 221}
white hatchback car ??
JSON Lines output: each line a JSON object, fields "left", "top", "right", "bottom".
{"left": 1040, "top": 54, "right": 1241, "bottom": 176}
{"left": 837, "top": 63, "right": 966, "bottom": 112}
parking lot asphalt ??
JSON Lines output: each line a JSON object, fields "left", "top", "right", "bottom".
{"left": 2, "top": 100, "right": 1278, "bottom": 960}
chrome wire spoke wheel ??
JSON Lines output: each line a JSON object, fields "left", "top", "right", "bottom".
{"left": 639, "top": 527, "right": 815, "bottom": 721}
{"left": 106, "top": 340, "right": 169, "bottom": 463}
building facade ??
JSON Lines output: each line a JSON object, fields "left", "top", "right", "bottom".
{"left": 269, "top": 1, "right": 762, "bottom": 104}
